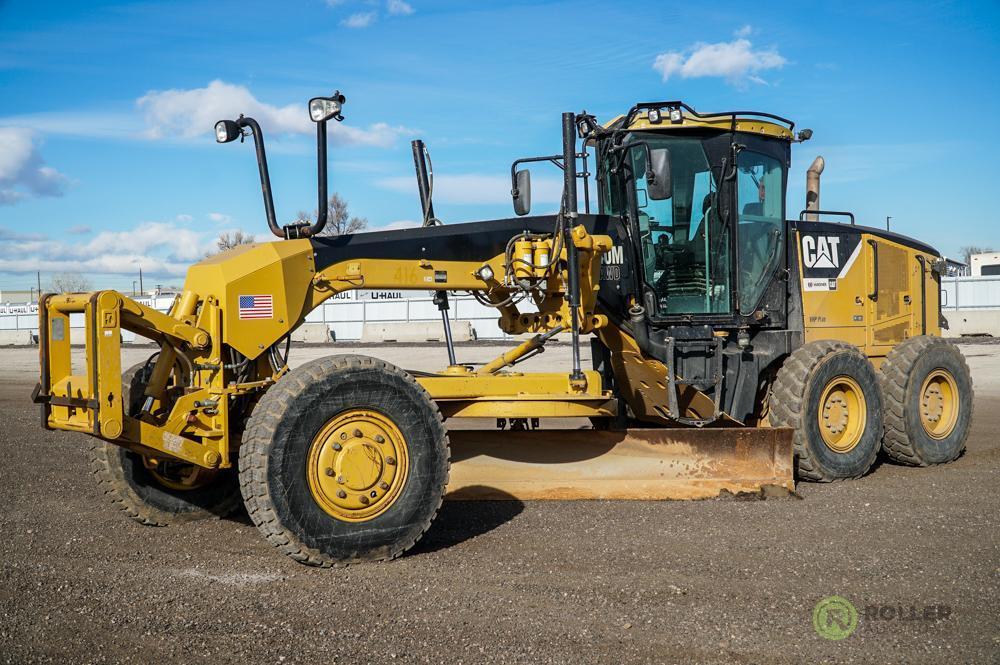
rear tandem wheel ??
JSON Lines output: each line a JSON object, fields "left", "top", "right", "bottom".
{"left": 769, "top": 340, "right": 884, "bottom": 482}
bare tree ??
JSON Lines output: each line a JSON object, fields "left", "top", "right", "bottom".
{"left": 215, "top": 230, "right": 256, "bottom": 253}
{"left": 960, "top": 246, "right": 994, "bottom": 265}
{"left": 297, "top": 193, "right": 368, "bottom": 237}
{"left": 49, "top": 272, "right": 91, "bottom": 293}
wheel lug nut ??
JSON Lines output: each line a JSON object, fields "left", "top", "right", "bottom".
{"left": 379, "top": 481, "right": 389, "bottom": 490}
{"left": 386, "top": 456, "right": 396, "bottom": 465}
{"left": 359, "top": 496, "right": 370, "bottom": 505}
{"left": 336, "top": 489, "right": 347, "bottom": 499}
{"left": 374, "top": 435, "right": 385, "bottom": 443}
{"left": 324, "top": 467, "right": 334, "bottom": 477}
{"left": 333, "top": 443, "right": 342, "bottom": 451}
{"left": 340, "top": 432, "right": 348, "bottom": 440}
{"left": 354, "top": 429, "right": 363, "bottom": 438}
{"left": 370, "top": 490, "right": 377, "bottom": 498}
{"left": 337, "top": 475, "right": 345, "bottom": 484}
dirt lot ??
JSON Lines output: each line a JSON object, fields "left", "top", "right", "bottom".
{"left": 1, "top": 342, "right": 998, "bottom": 664}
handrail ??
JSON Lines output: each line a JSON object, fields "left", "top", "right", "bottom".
{"left": 798, "top": 209, "right": 856, "bottom": 225}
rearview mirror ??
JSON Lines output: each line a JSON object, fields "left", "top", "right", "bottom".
{"left": 647, "top": 147, "right": 671, "bottom": 200}
{"left": 513, "top": 169, "right": 532, "bottom": 216}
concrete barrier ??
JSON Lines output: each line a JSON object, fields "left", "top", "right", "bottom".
{"left": 291, "top": 323, "right": 331, "bottom": 344}
{"left": 362, "top": 321, "right": 475, "bottom": 343}
{"left": 942, "top": 310, "right": 1000, "bottom": 337}
{"left": 0, "top": 330, "right": 34, "bottom": 346}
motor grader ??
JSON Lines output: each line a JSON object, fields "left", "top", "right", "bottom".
{"left": 34, "top": 91, "right": 973, "bottom": 566}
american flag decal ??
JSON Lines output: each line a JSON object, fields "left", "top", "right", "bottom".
{"left": 238, "top": 294, "right": 273, "bottom": 320}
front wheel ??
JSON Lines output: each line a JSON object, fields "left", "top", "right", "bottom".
{"left": 89, "top": 360, "right": 241, "bottom": 526}
{"left": 239, "top": 355, "right": 450, "bottom": 566}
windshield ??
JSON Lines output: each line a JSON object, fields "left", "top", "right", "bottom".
{"left": 625, "top": 137, "right": 731, "bottom": 316}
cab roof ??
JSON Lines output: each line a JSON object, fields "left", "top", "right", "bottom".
{"left": 603, "top": 101, "right": 796, "bottom": 141}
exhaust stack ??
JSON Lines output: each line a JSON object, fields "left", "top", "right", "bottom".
{"left": 805, "top": 156, "right": 825, "bottom": 221}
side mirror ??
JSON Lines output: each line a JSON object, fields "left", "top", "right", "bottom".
{"left": 647, "top": 147, "right": 671, "bottom": 200}
{"left": 513, "top": 169, "right": 532, "bottom": 216}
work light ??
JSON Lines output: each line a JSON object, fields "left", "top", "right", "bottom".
{"left": 309, "top": 92, "right": 346, "bottom": 123}
{"left": 669, "top": 108, "right": 683, "bottom": 124}
{"left": 647, "top": 108, "right": 661, "bottom": 124}
{"left": 215, "top": 120, "right": 241, "bottom": 143}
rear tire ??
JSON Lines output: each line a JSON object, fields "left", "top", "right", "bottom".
{"left": 88, "top": 360, "right": 241, "bottom": 526}
{"left": 879, "top": 336, "right": 973, "bottom": 466}
{"left": 239, "top": 355, "right": 450, "bottom": 567}
{"left": 769, "top": 340, "right": 883, "bottom": 482}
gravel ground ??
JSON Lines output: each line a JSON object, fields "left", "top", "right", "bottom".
{"left": 1, "top": 343, "right": 998, "bottom": 664}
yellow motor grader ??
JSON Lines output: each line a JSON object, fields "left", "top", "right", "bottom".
{"left": 34, "top": 91, "right": 972, "bottom": 566}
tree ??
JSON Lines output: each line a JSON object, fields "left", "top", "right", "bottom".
{"left": 296, "top": 193, "right": 368, "bottom": 237}
{"left": 215, "top": 230, "right": 256, "bottom": 253}
{"left": 960, "top": 246, "right": 994, "bottom": 265}
{"left": 49, "top": 272, "right": 91, "bottom": 293}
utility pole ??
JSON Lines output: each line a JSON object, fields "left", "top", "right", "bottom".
{"left": 138, "top": 264, "right": 143, "bottom": 295}
{"left": 36, "top": 271, "right": 41, "bottom": 295}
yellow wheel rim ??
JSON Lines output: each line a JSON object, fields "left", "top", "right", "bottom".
{"left": 306, "top": 410, "right": 409, "bottom": 523}
{"left": 919, "top": 369, "right": 959, "bottom": 440}
{"left": 817, "top": 375, "right": 867, "bottom": 453}
{"left": 143, "top": 457, "right": 218, "bottom": 491}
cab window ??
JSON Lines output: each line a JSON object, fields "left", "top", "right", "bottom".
{"left": 736, "top": 150, "right": 785, "bottom": 313}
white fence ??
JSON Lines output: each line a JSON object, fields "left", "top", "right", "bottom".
{"left": 0, "top": 290, "right": 514, "bottom": 344}
{"left": 940, "top": 275, "right": 1000, "bottom": 311}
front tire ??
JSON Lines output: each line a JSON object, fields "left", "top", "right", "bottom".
{"left": 769, "top": 340, "right": 883, "bottom": 481}
{"left": 88, "top": 360, "right": 241, "bottom": 526}
{"left": 239, "top": 355, "right": 450, "bottom": 567}
{"left": 879, "top": 336, "right": 973, "bottom": 466}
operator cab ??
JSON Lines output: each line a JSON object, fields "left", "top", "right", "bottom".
{"left": 595, "top": 102, "right": 798, "bottom": 326}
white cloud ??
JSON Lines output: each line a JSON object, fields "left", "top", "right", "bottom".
{"left": 342, "top": 11, "right": 377, "bottom": 28}
{"left": 207, "top": 212, "right": 232, "bottom": 224}
{"left": 653, "top": 36, "right": 786, "bottom": 86}
{"left": 0, "top": 127, "right": 70, "bottom": 205}
{"left": 67, "top": 225, "right": 92, "bottom": 235}
{"left": 0, "top": 220, "right": 242, "bottom": 278}
{"left": 137, "top": 80, "right": 411, "bottom": 147}
{"left": 387, "top": 0, "right": 414, "bottom": 16}
{"left": 377, "top": 173, "right": 564, "bottom": 206}
{"left": 734, "top": 25, "right": 753, "bottom": 38}
{"left": 175, "top": 214, "right": 193, "bottom": 223}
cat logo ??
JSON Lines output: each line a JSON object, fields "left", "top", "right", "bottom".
{"left": 802, "top": 235, "right": 842, "bottom": 269}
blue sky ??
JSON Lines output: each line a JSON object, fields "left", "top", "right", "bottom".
{"left": 0, "top": 0, "right": 998, "bottom": 292}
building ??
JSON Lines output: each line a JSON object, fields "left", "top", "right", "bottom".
{"left": 970, "top": 252, "right": 1000, "bottom": 277}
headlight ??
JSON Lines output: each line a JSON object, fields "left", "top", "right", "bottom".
{"left": 214, "top": 120, "right": 240, "bottom": 143}
{"left": 309, "top": 92, "right": 346, "bottom": 123}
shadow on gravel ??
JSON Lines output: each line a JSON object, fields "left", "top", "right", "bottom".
{"left": 410, "top": 492, "right": 525, "bottom": 555}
